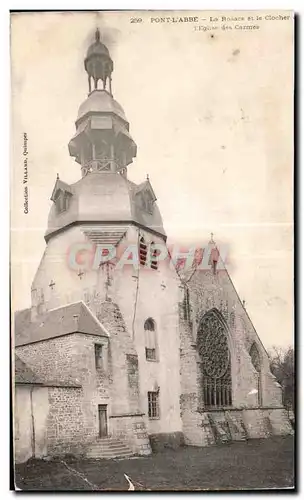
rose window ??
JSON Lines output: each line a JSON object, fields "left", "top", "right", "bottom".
{"left": 197, "top": 310, "right": 232, "bottom": 408}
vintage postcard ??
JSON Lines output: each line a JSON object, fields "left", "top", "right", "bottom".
{"left": 11, "top": 10, "right": 294, "bottom": 491}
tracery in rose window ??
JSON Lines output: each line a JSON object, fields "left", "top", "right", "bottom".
{"left": 197, "top": 309, "right": 232, "bottom": 408}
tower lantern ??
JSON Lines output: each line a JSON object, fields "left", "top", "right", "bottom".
{"left": 84, "top": 28, "right": 114, "bottom": 94}
{"left": 68, "top": 29, "right": 137, "bottom": 177}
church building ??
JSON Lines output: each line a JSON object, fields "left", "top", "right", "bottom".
{"left": 14, "top": 29, "right": 293, "bottom": 464}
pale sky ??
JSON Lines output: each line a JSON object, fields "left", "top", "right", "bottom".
{"left": 11, "top": 11, "right": 293, "bottom": 349}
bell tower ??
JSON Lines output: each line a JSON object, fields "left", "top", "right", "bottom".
{"left": 68, "top": 29, "right": 137, "bottom": 178}
{"left": 46, "top": 28, "right": 165, "bottom": 243}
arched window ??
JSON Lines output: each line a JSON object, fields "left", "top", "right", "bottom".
{"left": 197, "top": 309, "right": 232, "bottom": 408}
{"left": 139, "top": 237, "right": 147, "bottom": 266}
{"left": 144, "top": 318, "right": 157, "bottom": 361}
{"left": 150, "top": 242, "right": 158, "bottom": 270}
{"left": 249, "top": 343, "right": 262, "bottom": 406}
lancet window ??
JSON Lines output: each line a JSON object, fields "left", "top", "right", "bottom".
{"left": 249, "top": 342, "right": 262, "bottom": 406}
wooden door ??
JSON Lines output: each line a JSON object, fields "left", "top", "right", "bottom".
{"left": 98, "top": 405, "right": 108, "bottom": 437}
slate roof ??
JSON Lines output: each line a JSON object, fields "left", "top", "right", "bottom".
{"left": 133, "top": 179, "right": 157, "bottom": 202}
{"left": 50, "top": 179, "right": 73, "bottom": 202}
{"left": 77, "top": 89, "right": 127, "bottom": 123}
{"left": 15, "top": 301, "right": 109, "bottom": 347}
{"left": 15, "top": 354, "right": 42, "bottom": 385}
{"left": 45, "top": 173, "right": 166, "bottom": 242}
{"left": 14, "top": 355, "right": 82, "bottom": 388}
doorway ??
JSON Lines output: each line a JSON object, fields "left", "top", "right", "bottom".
{"left": 98, "top": 404, "right": 108, "bottom": 437}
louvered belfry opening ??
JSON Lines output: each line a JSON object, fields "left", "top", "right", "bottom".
{"left": 150, "top": 242, "right": 158, "bottom": 270}
{"left": 139, "top": 237, "right": 147, "bottom": 266}
{"left": 197, "top": 309, "right": 232, "bottom": 409}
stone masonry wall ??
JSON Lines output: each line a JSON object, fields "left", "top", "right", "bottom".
{"left": 179, "top": 299, "right": 208, "bottom": 446}
{"left": 186, "top": 266, "right": 282, "bottom": 409}
{"left": 95, "top": 300, "right": 140, "bottom": 415}
{"left": 30, "top": 224, "right": 182, "bottom": 437}
{"left": 113, "top": 226, "right": 182, "bottom": 436}
{"left": 126, "top": 354, "right": 140, "bottom": 411}
{"left": 47, "top": 387, "right": 84, "bottom": 455}
{"left": 16, "top": 333, "right": 109, "bottom": 388}
{"left": 16, "top": 333, "right": 111, "bottom": 445}
{"left": 110, "top": 414, "right": 152, "bottom": 456}
{"left": 178, "top": 262, "right": 286, "bottom": 446}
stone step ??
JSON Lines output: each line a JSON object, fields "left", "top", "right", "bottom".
{"left": 88, "top": 448, "right": 132, "bottom": 455}
{"left": 86, "top": 438, "right": 134, "bottom": 460}
{"left": 225, "top": 411, "right": 247, "bottom": 441}
{"left": 87, "top": 450, "right": 134, "bottom": 459}
{"left": 87, "top": 448, "right": 133, "bottom": 455}
{"left": 94, "top": 438, "right": 125, "bottom": 444}
{"left": 87, "top": 451, "right": 134, "bottom": 459}
{"left": 88, "top": 444, "right": 132, "bottom": 451}
{"left": 95, "top": 437, "right": 121, "bottom": 442}
{"left": 208, "top": 413, "right": 232, "bottom": 444}
{"left": 90, "top": 443, "right": 128, "bottom": 450}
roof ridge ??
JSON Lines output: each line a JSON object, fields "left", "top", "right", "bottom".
{"left": 79, "top": 301, "right": 110, "bottom": 337}
{"left": 14, "top": 307, "right": 31, "bottom": 316}
{"left": 45, "top": 301, "right": 83, "bottom": 314}
{"left": 15, "top": 354, "right": 42, "bottom": 384}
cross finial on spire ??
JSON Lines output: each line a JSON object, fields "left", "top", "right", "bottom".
{"left": 146, "top": 173, "right": 149, "bottom": 181}
{"left": 56, "top": 173, "right": 59, "bottom": 180}
{"left": 95, "top": 27, "right": 100, "bottom": 42}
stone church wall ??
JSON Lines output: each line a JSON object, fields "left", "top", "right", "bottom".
{"left": 93, "top": 300, "right": 139, "bottom": 416}
{"left": 24, "top": 219, "right": 290, "bottom": 451}
{"left": 29, "top": 222, "right": 183, "bottom": 441}
{"left": 30, "top": 226, "right": 89, "bottom": 316}
{"left": 113, "top": 227, "right": 183, "bottom": 439}
{"left": 47, "top": 387, "right": 84, "bottom": 456}
{"left": 178, "top": 263, "right": 290, "bottom": 445}
{"left": 16, "top": 333, "right": 109, "bottom": 389}
{"left": 14, "top": 384, "right": 87, "bottom": 462}
{"left": 110, "top": 414, "right": 152, "bottom": 455}
{"left": 179, "top": 302, "right": 208, "bottom": 446}
{"left": 186, "top": 266, "right": 282, "bottom": 409}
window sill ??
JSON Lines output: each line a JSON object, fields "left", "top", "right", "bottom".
{"left": 198, "top": 406, "right": 234, "bottom": 412}
{"left": 148, "top": 417, "right": 160, "bottom": 420}
{"left": 145, "top": 358, "right": 159, "bottom": 363}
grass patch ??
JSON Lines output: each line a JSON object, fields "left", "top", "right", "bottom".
{"left": 14, "top": 436, "right": 294, "bottom": 491}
